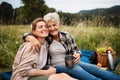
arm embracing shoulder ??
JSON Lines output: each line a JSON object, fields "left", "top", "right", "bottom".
{"left": 22, "top": 32, "right": 31, "bottom": 42}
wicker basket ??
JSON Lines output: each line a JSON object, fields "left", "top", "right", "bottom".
{"left": 97, "top": 52, "right": 116, "bottom": 67}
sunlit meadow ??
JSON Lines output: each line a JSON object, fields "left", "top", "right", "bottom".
{"left": 0, "top": 25, "right": 120, "bottom": 79}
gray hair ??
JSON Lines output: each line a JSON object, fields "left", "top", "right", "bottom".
{"left": 44, "top": 12, "right": 60, "bottom": 23}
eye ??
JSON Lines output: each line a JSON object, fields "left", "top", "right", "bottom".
{"left": 38, "top": 25, "right": 48, "bottom": 29}
{"left": 45, "top": 25, "right": 48, "bottom": 28}
{"left": 38, "top": 26, "right": 43, "bottom": 29}
{"left": 47, "top": 25, "right": 51, "bottom": 28}
{"left": 53, "top": 24, "right": 56, "bottom": 26}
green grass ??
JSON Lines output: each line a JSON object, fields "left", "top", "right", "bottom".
{"left": 0, "top": 25, "right": 120, "bottom": 77}
{"left": 0, "top": 25, "right": 30, "bottom": 70}
{"left": 61, "top": 26, "right": 120, "bottom": 53}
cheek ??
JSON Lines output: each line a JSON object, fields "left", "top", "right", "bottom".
{"left": 34, "top": 30, "right": 41, "bottom": 36}
{"left": 48, "top": 28, "right": 52, "bottom": 32}
{"left": 35, "top": 30, "right": 40, "bottom": 34}
{"left": 48, "top": 28, "right": 50, "bottom": 30}
{"left": 32, "top": 30, "right": 37, "bottom": 35}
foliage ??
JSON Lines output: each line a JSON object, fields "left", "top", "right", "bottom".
{"left": 58, "top": 6, "right": 120, "bottom": 26}
{"left": 96, "top": 41, "right": 114, "bottom": 54}
{"left": 0, "top": 2, "right": 13, "bottom": 24}
{"left": 0, "top": 25, "right": 30, "bottom": 69}
{"left": 0, "top": 0, "right": 56, "bottom": 25}
{"left": 0, "top": 25, "right": 120, "bottom": 74}
{"left": 61, "top": 26, "right": 120, "bottom": 53}
{"left": 0, "top": 1, "right": 119, "bottom": 27}
{"left": 21, "top": 0, "right": 48, "bottom": 23}
{"left": 18, "top": 0, "right": 56, "bottom": 24}
{"left": 78, "top": 5, "right": 120, "bottom": 27}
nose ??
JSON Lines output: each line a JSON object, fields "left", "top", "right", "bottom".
{"left": 50, "top": 26, "right": 54, "bottom": 30}
{"left": 42, "top": 26, "right": 48, "bottom": 30}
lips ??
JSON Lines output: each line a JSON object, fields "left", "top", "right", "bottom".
{"left": 41, "top": 31, "right": 48, "bottom": 34}
{"left": 50, "top": 30, "right": 55, "bottom": 33}
{"left": 50, "top": 28, "right": 57, "bottom": 33}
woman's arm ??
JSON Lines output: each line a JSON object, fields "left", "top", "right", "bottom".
{"left": 34, "top": 67, "right": 56, "bottom": 76}
{"left": 22, "top": 32, "right": 40, "bottom": 52}
{"left": 13, "top": 43, "right": 55, "bottom": 77}
{"left": 66, "top": 33, "right": 82, "bottom": 63}
{"left": 22, "top": 32, "right": 31, "bottom": 42}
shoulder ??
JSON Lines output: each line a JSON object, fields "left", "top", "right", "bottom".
{"left": 17, "top": 42, "right": 38, "bottom": 59}
{"left": 60, "top": 31, "right": 72, "bottom": 39}
{"left": 19, "top": 42, "right": 31, "bottom": 51}
{"left": 17, "top": 42, "right": 38, "bottom": 56}
{"left": 60, "top": 31, "right": 71, "bottom": 37}
{"left": 60, "top": 31, "right": 69, "bottom": 35}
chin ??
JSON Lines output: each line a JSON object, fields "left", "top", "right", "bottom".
{"left": 44, "top": 35, "right": 48, "bottom": 37}
{"left": 39, "top": 34, "right": 48, "bottom": 38}
{"left": 50, "top": 32, "right": 58, "bottom": 36}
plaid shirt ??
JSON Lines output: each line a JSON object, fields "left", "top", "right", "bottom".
{"left": 46, "top": 31, "right": 81, "bottom": 55}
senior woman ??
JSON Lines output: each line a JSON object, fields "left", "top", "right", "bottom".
{"left": 23, "top": 12, "right": 120, "bottom": 80}
{"left": 11, "top": 18, "right": 76, "bottom": 80}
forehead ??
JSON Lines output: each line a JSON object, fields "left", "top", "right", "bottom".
{"left": 47, "top": 20, "right": 58, "bottom": 25}
{"left": 36, "top": 21, "right": 46, "bottom": 25}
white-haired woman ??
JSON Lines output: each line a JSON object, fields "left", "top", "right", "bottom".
{"left": 23, "top": 12, "right": 120, "bottom": 80}
{"left": 11, "top": 18, "right": 77, "bottom": 80}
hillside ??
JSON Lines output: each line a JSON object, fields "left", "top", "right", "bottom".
{"left": 78, "top": 5, "right": 120, "bottom": 16}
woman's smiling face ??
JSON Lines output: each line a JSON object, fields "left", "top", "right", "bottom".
{"left": 33, "top": 21, "right": 49, "bottom": 38}
{"left": 47, "top": 20, "right": 60, "bottom": 36}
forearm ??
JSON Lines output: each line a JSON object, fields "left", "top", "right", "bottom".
{"left": 19, "top": 69, "right": 49, "bottom": 77}
{"left": 23, "top": 32, "right": 36, "bottom": 42}
{"left": 22, "top": 32, "right": 31, "bottom": 42}
{"left": 22, "top": 32, "right": 40, "bottom": 52}
{"left": 34, "top": 69, "right": 51, "bottom": 76}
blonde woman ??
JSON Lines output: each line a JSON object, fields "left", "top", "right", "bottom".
{"left": 11, "top": 18, "right": 76, "bottom": 80}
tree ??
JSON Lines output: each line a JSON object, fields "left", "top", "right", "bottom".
{"left": 21, "top": 0, "right": 56, "bottom": 24}
{"left": 15, "top": 7, "right": 26, "bottom": 24}
{"left": 0, "top": 2, "right": 13, "bottom": 24}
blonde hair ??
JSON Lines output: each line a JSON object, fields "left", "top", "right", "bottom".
{"left": 44, "top": 12, "right": 60, "bottom": 23}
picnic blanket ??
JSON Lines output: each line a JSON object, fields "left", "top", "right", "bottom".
{"left": 1, "top": 50, "right": 120, "bottom": 80}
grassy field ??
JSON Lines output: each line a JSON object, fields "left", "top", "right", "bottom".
{"left": 0, "top": 25, "right": 120, "bottom": 79}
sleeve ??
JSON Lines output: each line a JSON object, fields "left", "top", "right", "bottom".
{"left": 13, "top": 43, "right": 38, "bottom": 77}
{"left": 22, "top": 32, "right": 31, "bottom": 42}
{"left": 66, "top": 33, "right": 82, "bottom": 56}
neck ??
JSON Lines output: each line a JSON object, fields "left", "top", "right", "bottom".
{"left": 53, "top": 34, "right": 59, "bottom": 42}
{"left": 38, "top": 38, "right": 45, "bottom": 44}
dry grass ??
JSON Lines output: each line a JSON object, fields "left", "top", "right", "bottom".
{"left": 0, "top": 25, "right": 120, "bottom": 79}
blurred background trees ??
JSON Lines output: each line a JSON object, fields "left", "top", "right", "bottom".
{"left": 0, "top": 2, "right": 13, "bottom": 24}
{"left": 0, "top": 0, "right": 120, "bottom": 27}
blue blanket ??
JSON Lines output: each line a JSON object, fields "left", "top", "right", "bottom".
{"left": 80, "top": 49, "right": 95, "bottom": 63}
{"left": 0, "top": 71, "right": 12, "bottom": 80}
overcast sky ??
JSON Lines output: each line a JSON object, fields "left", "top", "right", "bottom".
{"left": 0, "top": 0, "right": 120, "bottom": 13}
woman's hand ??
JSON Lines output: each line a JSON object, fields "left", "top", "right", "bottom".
{"left": 26, "top": 35, "right": 40, "bottom": 52}
{"left": 48, "top": 66, "right": 56, "bottom": 74}
{"left": 73, "top": 53, "right": 81, "bottom": 64}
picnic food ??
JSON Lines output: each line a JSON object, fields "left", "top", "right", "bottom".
{"left": 96, "top": 46, "right": 114, "bottom": 54}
